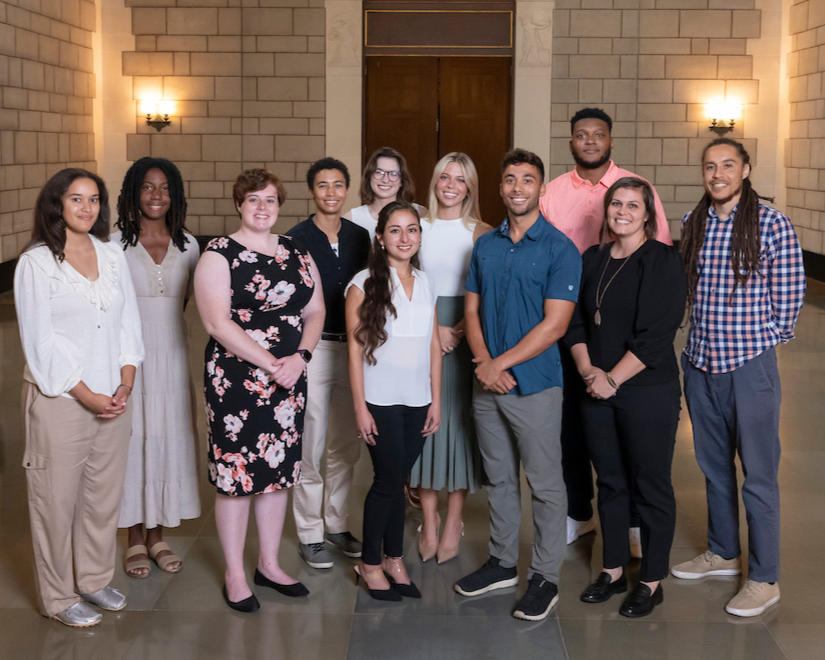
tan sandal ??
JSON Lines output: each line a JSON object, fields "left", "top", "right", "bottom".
{"left": 125, "top": 544, "right": 151, "bottom": 579}
{"left": 148, "top": 541, "right": 182, "bottom": 573}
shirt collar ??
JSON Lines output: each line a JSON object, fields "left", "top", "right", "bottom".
{"left": 495, "top": 215, "right": 546, "bottom": 242}
{"left": 570, "top": 160, "right": 617, "bottom": 189}
{"left": 707, "top": 202, "right": 739, "bottom": 224}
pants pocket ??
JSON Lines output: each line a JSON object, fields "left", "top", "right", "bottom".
{"left": 22, "top": 450, "right": 51, "bottom": 505}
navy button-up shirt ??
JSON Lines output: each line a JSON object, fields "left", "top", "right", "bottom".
{"left": 465, "top": 214, "right": 581, "bottom": 395}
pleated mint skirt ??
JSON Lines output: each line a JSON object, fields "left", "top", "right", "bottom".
{"left": 409, "top": 296, "right": 483, "bottom": 493}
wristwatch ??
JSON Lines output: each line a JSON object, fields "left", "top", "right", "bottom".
{"left": 297, "top": 349, "right": 312, "bottom": 363}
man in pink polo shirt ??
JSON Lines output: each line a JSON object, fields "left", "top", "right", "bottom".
{"left": 540, "top": 107, "right": 673, "bottom": 548}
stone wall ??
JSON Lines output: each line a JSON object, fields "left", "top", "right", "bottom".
{"left": 123, "top": 0, "right": 326, "bottom": 235}
{"left": 0, "top": 0, "right": 98, "bottom": 263}
{"left": 786, "top": 0, "right": 825, "bottom": 256}
{"left": 550, "top": 0, "right": 764, "bottom": 240}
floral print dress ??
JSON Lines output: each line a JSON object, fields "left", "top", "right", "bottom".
{"left": 204, "top": 235, "right": 315, "bottom": 496}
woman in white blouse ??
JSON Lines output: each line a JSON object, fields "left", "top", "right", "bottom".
{"left": 14, "top": 168, "right": 144, "bottom": 627}
{"left": 345, "top": 201, "right": 442, "bottom": 601}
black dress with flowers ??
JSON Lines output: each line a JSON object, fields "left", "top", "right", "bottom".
{"left": 204, "top": 236, "right": 315, "bottom": 496}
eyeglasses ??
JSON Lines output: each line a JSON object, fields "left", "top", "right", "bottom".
{"left": 372, "top": 168, "right": 401, "bottom": 182}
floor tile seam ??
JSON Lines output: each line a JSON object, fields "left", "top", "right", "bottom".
{"left": 760, "top": 617, "right": 794, "bottom": 660}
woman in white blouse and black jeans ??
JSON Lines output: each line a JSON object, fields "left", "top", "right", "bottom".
{"left": 345, "top": 201, "right": 442, "bottom": 601}
{"left": 14, "top": 169, "right": 144, "bottom": 627}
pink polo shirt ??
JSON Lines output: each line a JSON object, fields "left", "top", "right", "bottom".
{"left": 538, "top": 161, "right": 673, "bottom": 254}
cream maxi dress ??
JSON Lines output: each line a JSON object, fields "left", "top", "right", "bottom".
{"left": 114, "top": 231, "right": 201, "bottom": 529}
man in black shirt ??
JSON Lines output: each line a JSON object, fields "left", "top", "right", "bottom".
{"left": 287, "top": 158, "right": 370, "bottom": 569}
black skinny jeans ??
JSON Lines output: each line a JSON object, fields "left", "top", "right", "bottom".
{"left": 579, "top": 380, "right": 681, "bottom": 582}
{"left": 362, "top": 403, "right": 428, "bottom": 565}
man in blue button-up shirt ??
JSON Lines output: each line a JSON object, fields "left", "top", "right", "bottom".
{"left": 454, "top": 149, "right": 581, "bottom": 621}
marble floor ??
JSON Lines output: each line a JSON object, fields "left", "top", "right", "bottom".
{"left": 0, "top": 281, "right": 823, "bottom": 660}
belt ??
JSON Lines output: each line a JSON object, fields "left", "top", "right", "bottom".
{"left": 321, "top": 333, "right": 347, "bottom": 343}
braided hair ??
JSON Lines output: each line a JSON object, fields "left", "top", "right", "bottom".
{"left": 681, "top": 138, "right": 774, "bottom": 307}
{"left": 115, "top": 157, "right": 189, "bottom": 252}
{"left": 355, "top": 201, "right": 421, "bottom": 365}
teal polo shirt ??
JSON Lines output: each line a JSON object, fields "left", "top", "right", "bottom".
{"left": 465, "top": 214, "right": 581, "bottom": 395}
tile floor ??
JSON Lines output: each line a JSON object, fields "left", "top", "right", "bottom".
{"left": 0, "top": 280, "right": 822, "bottom": 660}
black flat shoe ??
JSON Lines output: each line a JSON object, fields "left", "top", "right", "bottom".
{"left": 619, "top": 583, "right": 663, "bottom": 618}
{"left": 353, "top": 566, "right": 403, "bottom": 601}
{"left": 253, "top": 569, "right": 309, "bottom": 598}
{"left": 581, "top": 572, "right": 628, "bottom": 603}
{"left": 222, "top": 585, "right": 260, "bottom": 613}
{"left": 384, "top": 572, "right": 422, "bottom": 599}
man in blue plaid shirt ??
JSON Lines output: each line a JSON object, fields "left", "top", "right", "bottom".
{"left": 671, "top": 139, "right": 805, "bottom": 618}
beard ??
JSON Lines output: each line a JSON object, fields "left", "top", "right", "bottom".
{"left": 572, "top": 148, "right": 612, "bottom": 171}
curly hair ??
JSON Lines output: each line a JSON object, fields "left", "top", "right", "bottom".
{"left": 23, "top": 168, "right": 111, "bottom": 260}
{"left": 355, "top": 201, "right": 421, "bottom": 365}
{"left": 570, "top": 107, "right": 613, "bottom": 134}
{"left": 501, "top": 148, "right": 545, "bottom": 182}
{"left": 115, "top": 157, "right": 190, "bottom": 252}
{"left": 681, "top": 138, "right": 774, "bottom": 308}
{"left": 306, "top": 157, "right": 350, "bottom": 189}
{"left": 233, "top": 168, "right": 286, "bottom": 209}
{"left": 359, "top": 147, "right": 415, "bottom": 206}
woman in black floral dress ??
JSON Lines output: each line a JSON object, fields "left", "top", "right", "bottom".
{"left": 195, "top": 169, "right": 324, "bottom": 612}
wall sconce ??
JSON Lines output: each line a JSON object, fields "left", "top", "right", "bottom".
{"left": 706, "top": 100, "right": 742, "bottom": 136}
{"left": 140, "top": 99, "right": 174, "bottom": 132}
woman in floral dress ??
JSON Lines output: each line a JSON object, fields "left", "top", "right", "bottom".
{"left": 195, "top": 169, "right": 325, "bottom": 612}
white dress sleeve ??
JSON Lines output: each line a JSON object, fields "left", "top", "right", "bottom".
{"left": 14, "top": 251, "right": 84, "bottom": 397}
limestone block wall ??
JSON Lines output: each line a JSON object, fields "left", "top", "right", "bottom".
{"left": 786, "top": 0, "right": 825, "bottom": 256}
{"left": 0, "top": 0, "right": 98, "bottom": 263}
{"left": 122, "top": 0, "right": 325, "bottom": 235}
{"left": 551, "top": 0, "right": 765, "bottom": 240}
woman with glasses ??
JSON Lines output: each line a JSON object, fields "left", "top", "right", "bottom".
{"left": 411, "top": 153, "right": 492, "bottom": 564}
{"left": 344, "top": 147, "right": 426, "bottom": 241}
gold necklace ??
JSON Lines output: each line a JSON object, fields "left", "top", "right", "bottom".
{"left": 594, "top": 239, "right": 645, "bottom": 326}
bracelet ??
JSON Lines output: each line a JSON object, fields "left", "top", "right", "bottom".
{"left": 605, "top": 372, "right": 619, "bottom": 391}
{"left": 117, "top": 383, "right": 132, "bottom": 392}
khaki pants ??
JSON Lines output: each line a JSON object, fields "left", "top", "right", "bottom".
{"left": 292, "top": 339, "right": 361, "bottom": 544}
{"left": 22, "top": 382, "right": 132, "bottom": 617}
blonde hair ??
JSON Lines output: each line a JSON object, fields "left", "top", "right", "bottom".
{"left": 425, "top": 152, "right": 481, "bottom": 229}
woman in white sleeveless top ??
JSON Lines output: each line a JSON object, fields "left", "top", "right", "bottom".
{"left": 413, "top": 153, "right": 493, "bottom": 563}
{"left": 344, "top": 147, "right": 427, "bottom": 241}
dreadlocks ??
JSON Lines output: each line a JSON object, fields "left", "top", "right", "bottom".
{"left": 680, "top": 138, "right": 774, "bottom": 307}
{"left": 116, "top": 157, "right": 189, "bottom": 252}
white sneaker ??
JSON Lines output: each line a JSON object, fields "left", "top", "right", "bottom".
{"left": 629, "top": 527, "right": 643, "bottom": 559}
{"left": 725, "top": 580, "right": 780, "bottom": 617}
{"left": 566, "top": 516, "right": 597, "bottom": 545}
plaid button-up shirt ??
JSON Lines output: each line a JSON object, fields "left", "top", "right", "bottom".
{"left": 684, "top": 202, "right": 806, "bottom": 374}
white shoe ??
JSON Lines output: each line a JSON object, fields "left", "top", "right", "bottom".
{"left": 725, "top": 580, "right": 780, "bottom": 617}
{"left": 629, "top": 527, "right": 643, "bottom": 559}
{"left": 566, "top": 516, "right": 597, "bottom": 545}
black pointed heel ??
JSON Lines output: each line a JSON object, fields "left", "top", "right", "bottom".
{"left": 222, "top": 585, "right": 260, "bottom": 613}
{"left": 253, "top": 569, "right": 309, "bottom": 598}
{"left": 384, "top": 572, "right": 422, "bottom": 599}
{"left": 353, "top": 566, "right": 403, "bottom": 601}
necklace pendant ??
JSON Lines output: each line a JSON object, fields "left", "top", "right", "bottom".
{"left": 594, "top": 309, "right": 601, "bottom": 326}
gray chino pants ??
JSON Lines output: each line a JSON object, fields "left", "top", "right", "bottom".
{"left": 472, "top": 384, "right": 567, "bottom": 584}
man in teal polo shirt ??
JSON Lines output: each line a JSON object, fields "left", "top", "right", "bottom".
{"left": 454, "top": 149, "right": 581, "bottom": 621}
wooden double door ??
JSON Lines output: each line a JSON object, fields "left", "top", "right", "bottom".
{"left": 364, "top": 57, "right": 512, "bottom": 225}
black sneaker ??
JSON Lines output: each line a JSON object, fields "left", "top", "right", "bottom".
{"left": 512, "top": 575, "right": 559, "bottom": 621}
{"left": 454, "top": 556, "right": 518, "bottom": 596}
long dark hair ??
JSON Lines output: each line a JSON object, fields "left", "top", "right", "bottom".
{"left": 23, "top": 168, "right": 110, "bottom": 260}
{"left": 681, "top": 138, "right": 773, "bottom": 307}
{"left": 355, "top": 201, "right": 421, "bottom": 365}
{"left": 115, "top": 157, "right": 189, "bottom": 252}
{"left": 599, "top": 176, "right": 658, "bottom": 246}
{"left": 359, "top": 147, "right": 415, "bottom": 205}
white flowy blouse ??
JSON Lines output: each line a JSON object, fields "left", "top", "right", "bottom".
{"left": 346, "top": 267, "right": 437, "bottom": 407}
{"left": 14, "top": 236, "right": 145, "bottom": 399}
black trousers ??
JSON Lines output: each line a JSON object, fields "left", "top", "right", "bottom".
{"left": 561, "top": 347, "right": 595, "bottom": 521}
{"left": 579, "top": 380, "right": 680, "bottom": 582}
{"left": 362, "top": 403, "right": 428, "bottom": 565}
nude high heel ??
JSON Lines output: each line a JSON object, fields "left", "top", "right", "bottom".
{"left": 436, "top": 521, "right": 464, "bottom": 564}
{"left": 417, "top": 514, "right": 440, "bottom": 562}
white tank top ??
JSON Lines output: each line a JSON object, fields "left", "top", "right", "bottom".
{"left": 419, "top": 218, "right": 476, "bottom": 297}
